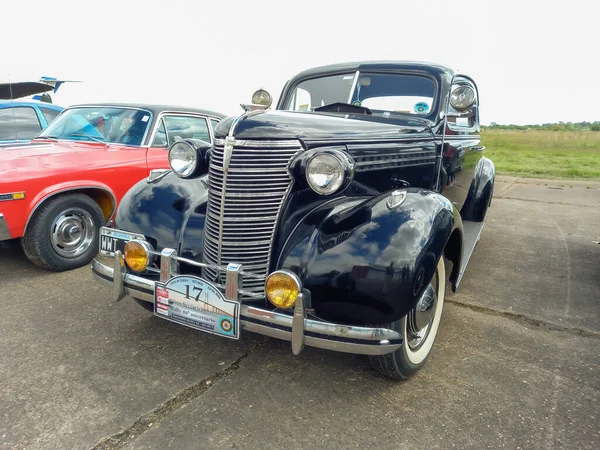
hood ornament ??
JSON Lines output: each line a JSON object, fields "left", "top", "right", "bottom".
{"left": 386, "top": 190, "right": 407, "bottom": 210}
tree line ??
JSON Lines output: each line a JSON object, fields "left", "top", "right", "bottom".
{"left": 484, "top": 121, "right": 600, "bottom": 131}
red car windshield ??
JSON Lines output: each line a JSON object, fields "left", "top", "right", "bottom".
{"left": 39, "top": 107, "right": 151, "bottom": 146}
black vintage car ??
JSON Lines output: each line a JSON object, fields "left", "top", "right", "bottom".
{"left": 91, "top": 61, "right": 495, "bottom": 379}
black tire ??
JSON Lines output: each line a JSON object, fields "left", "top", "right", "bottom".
{"left": 369, "top": 258, "right": 446, "bottom": 380}
{"left": 134, "top": 299, "right": 155, "bottom": 312}
{"left": 21, "top": 193, "right": 105, "bottom": 271}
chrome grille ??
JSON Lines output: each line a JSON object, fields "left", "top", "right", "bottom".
{"left": 202, "top": 138, "right": 302, "bottom": 299}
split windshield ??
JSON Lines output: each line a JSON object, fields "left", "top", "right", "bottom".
{"left": 283, "top": 72, "right": 436, "bottom": 116}
{"left": 39, "top": 107, "right": 151, "bottom": 146}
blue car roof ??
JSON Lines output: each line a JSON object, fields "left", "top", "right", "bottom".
{"left": 0, "top": 100, "right": 64, "bottom": 110}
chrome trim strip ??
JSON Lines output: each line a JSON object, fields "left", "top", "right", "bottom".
{"left": 91, "top": 258, "right": 402, "bottom": 356}
{"left": 0, "top": 191, "right": 26, "bottom": 202}
{"left": 24, "top": 186, "right": 117, "bottom": 234}
{"left": 213, "top": 139, "right": 302, "bottom": 148}
{"left": 347, "top": 70, "right": 360, "bottom": 104}
{"left": 147, "top": 251, "right": 266, "bottom": 280}
{"left": 442, "top": 135, "right": 481, "bottom": 140}
{"left": 0, "top": 213, "right": 11, "bottom": 240}
{"left": 147, "top": 169, "right": 171, "bottom": 183}
{"left": 1, "top": 143, "right": 54, "bottom": 151}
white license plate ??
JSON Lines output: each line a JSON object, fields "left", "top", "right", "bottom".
{"left": 154, "top": 275, "right": 240, "bottom": 340}
{"left": 99, "top": 227, "right": 146, "bottom": 256}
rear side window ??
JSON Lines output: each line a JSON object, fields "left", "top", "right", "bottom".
{"left": 40, "top": 107, "right": 61, "bottom": 124}
{"left": 0, "top": 106, "right": 42, "bottom": 140}
{"left": 164, "top": 115, "right": 210, "bottom": 146}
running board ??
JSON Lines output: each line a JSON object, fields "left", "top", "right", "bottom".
{"left": 455, "top": 221, "right": 485, "bottom": 289}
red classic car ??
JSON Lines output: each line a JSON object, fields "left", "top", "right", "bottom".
{"left": 0, "top": 103, "right": 225, "bottom": 271}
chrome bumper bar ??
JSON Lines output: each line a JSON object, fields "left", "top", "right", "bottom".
{"left": 91, "top": 257, "right": 402, "bottom": 356}
{"left": 0, "top": 213, "right": 11, "bottom": 241}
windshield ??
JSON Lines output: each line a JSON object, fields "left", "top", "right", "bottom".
{"left": 283, "top": 72, "right": 436, "bottom": 116}
{"left": 39, "top": 107, "right": 151, "bottom": 146}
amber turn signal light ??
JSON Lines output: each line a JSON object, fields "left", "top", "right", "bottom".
{"left": 124, "top": 240, "right": 151, "bottom": 272}
{"left": 265, "top": 270, "right": 301, "bottom": 309}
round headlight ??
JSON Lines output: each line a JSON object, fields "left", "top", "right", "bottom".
{"left": 265, "top": 270, "right": 301, "bottom": 309}
{"left": 124, "top": 240, "right": 152, "bottom": 272}
{"left": 306, "top": 153, "right": 345, "bottom": 195}
{"left": 252, "top": 89, "right": 272, "bottom": 107}
{"left": 450, "top": 85, "right": 476, "bottom": 111}
{"left": 169, "top": 141, "right": 197, "bottom": 178}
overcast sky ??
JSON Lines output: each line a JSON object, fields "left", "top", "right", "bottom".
{"left": 2, "top": 0, "right": 597, "bottom": 125}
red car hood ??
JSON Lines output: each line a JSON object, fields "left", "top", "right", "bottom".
{"left": 0, "top": 139, "right": 139, "bottom": 183}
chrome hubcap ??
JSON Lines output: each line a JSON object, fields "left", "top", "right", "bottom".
{"left": 406, "top": 272, "right": 438, "bottom": 350}
{"left": 50, "top": 208, "right": 95, "bottom": 258}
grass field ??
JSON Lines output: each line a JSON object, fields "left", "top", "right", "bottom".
{"left": 464, "top": 129, "right": 600, "bottom": 180}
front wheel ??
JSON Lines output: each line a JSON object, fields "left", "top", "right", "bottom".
{"left": 21, "top": 193, "right": 105, "bottom": 271}
{"left": 369, "top": 257, "right": 446, "bottom": 379}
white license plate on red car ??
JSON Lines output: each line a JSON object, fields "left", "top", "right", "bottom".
{"left": 99, "top": 227, "right": 146, "bottom": 256}
{"left": 154, "top": 275, "right": 240, "bottom": 340}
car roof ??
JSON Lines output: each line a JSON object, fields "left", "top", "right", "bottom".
{"left": 0, "top": 100, "right": 64, "bottom": 110}
{"left": 65, "top": 103, "right": 227, "bottom": 119}
{"left": 290, "top": 60, "right": 456, "bottom": 79}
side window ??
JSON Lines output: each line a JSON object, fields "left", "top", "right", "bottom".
{"left": 210, "top": 119, "right": 220, "bottom": 134}
{"left": 163, "top": 115, "right": 210, "bottom": 146}
{"left": 151, "top": 119, "right": 168, "bottom": 147}
{"left": 0, "top": 107, "right": 42, "bottom": 140}
{"left": 40, "top": 107, "right": 61, "bottom": 125}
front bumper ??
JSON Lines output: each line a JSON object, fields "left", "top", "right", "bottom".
{"left": 91, "top": 255, "right": 402, "bottom": 356}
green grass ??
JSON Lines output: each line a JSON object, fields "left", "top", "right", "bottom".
{"left": 463, "top": 130, "right": 600, "bottom": 180}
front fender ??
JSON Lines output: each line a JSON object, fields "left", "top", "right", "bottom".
{"left": 461, "top": 156, "right": 495, "bottom": 222}
{"left": 277, "top": 189, "right": 459, "bottom": 325}
{"left": 115, "top": 172, "right": 208, "bottom": 253}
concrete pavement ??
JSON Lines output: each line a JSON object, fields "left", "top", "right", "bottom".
{"left": 0, "top": 177, "right": 598, "bottom": 450}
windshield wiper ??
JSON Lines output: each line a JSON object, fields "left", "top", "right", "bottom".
{"left": 313, "top": 102, "right": 372, "bottom": 115}
{"left": 70, "top": 133, "right": 107, "bottom": 144}
{"left": 36, "top": 135, "right": 58, "bottom": 140}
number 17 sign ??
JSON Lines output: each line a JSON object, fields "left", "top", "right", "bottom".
{"left": 153, "top": 275, "right": 240, "bottom": 339}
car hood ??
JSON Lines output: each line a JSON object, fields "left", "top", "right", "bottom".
{"left": 0, "top": 140, "right": 128, "bottom": 182}
{"left": 218, "top": 110, "right": 435, "bottom": 145}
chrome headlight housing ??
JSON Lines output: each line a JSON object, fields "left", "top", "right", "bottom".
{"left": 168, "top": 139, "right": 212, "bottom": 179}
{"left": 450, "top": 85, "right": 476, "bottom": 111}
{"left": 305, "top": 149, "right": 354, "bottom": 195}
{"left": 169, "top": 141, "right": 197, "bottom": 178}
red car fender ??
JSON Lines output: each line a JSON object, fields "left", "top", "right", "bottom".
{"left": 22, "top": 181, "right": 117, "bottom": 236}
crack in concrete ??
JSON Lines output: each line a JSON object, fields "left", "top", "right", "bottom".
{"left": 90, "top": 338, "right": 266, "bottom": 450}
{"left": 494, "top": 195, "right": 597, "bottom": 208}
{"left": 446, "top": 299, "right": 600, "bottom": 339}
{"left": 495, "top": 177, "right": 521, "bottom": 196}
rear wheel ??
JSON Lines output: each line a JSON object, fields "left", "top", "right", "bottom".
{"left": 21, "top": 193, "right": 104, "bottom": 271}
{"left": 369, "top": 257, "right": 446, "bottom": 379}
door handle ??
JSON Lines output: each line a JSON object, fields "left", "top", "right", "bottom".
{"left": 469, "top": 146, "right": 485, "bottom": 152}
